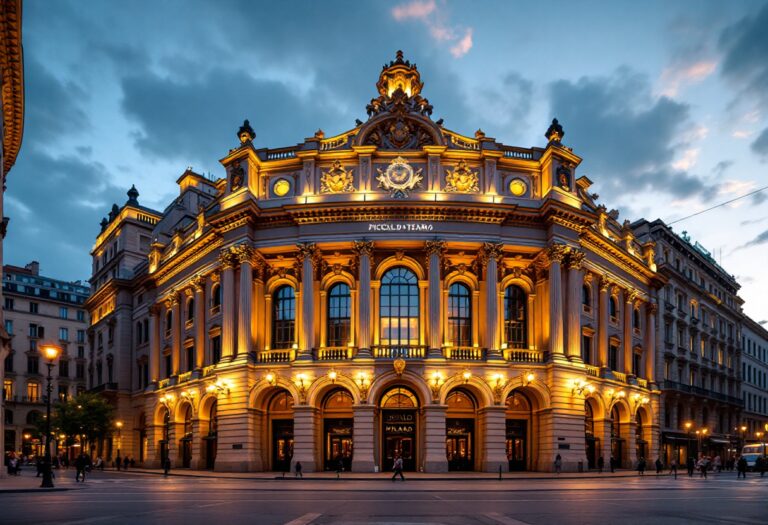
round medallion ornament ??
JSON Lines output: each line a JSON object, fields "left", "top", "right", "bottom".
{"left": 273, "top": 178, "right": 291, "bottom": 197}
{"left": 376, "top": 156, "right": 423, "bottom": 198}
{"left": 509, "top": 178, "right": 527, "bottom": 197}
{"left": 393, "top": 358, "right": 406, "bottom": 376}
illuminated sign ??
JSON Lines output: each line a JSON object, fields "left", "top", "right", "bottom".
{"left": 368, "top": 223, "right": 434, "bottom": 232}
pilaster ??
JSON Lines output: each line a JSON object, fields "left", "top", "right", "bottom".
{"left": 352, "top": 404, "right": 376, "bottom": 472}
{"left": 423, "top": 405, "right": 448, "bottom": 472}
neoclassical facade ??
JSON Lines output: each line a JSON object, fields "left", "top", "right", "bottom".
{"left": 86, "top": 52, "right": 666, "bottom": 473}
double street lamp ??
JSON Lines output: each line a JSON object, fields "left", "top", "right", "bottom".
{"left": 39, "top": 344, "right": 61, "bottom": 489}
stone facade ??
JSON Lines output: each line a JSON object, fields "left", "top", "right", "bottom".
{"left": 741, "top": 316, "right": 768, "bottom": 444}
{"left": 2, "top": 262, "right": 89, "bottom": 456}
{"left": 86, "top": 52, "right": 668, "bottom": 473}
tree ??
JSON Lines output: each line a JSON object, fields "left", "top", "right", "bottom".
{"left": 44, "top": 393, "right": 115, "bottom": 456}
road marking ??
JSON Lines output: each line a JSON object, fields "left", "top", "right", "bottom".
{"left": 197, "top": 501, "right": 231, "bottom": 508}
{"left": 485, "top": 512, "right": 532, "bottom": 525}
{"left": 284, "top": 512, "right": 322, "bottom": 525}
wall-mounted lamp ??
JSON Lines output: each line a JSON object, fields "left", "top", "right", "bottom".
{"left": 632, "top": 393, "right": 650, "bottom": 408}
{"left": 158, "top": 393, "right": 175, "bottom": 407}
{"left": 572, "top": 379, "right": 593, "bottom": 396}
{"left": 356, "top": 372, "right": 370, "bottom": 403}
{"left": 429, "top": 371, "right": 443, "bottom": 401}
{"left": 206, "top": 380, "right": 230, "bottom": 395}
{"left": 462, "top": 370, "right": 472, "bottom": 384}
{"left": 265, "top": 371, "right": 277, "bottom": 386}
{"left": 328, "top": 369, "right": 338, "bottom": 384}
{"left": 523, "top": 372, "right": 535, "bottom": 386}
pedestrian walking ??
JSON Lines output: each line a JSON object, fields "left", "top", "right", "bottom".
{"left": 597, "top": 455, "right": 604, "bottom": 473}
{"left": 713, "top": 455, "right": 721, "bottom": 473}
{"left": 335, "top": 457, "right": 344, "bottom": 479}
{"left": 686, "top": 456, "right": 695, "bottom": 477}
{"left": 554, "top": 454, "right": 562, "bottom": 474}
{"left": 737, "top": 456, "right": 747, "bottom": 479}
{"left": 75, "top": 453, "right": 88, "bottom": 482}
{"left": 123, "top": 456, "right": 129, "bottom": 471}
{"left": 116, "top": 453, "right": 122, "bottom": 471}
{"left": 637, "top": 457, "right": 646, "bottom": 476}
{"left": 610, "top": 455, "right": 616, "bottom": 473}
{"left": 698, "top": 457, "right": 708, "bottom": 479}
{"left": 163, "top": 456, "right": 171, "bottom": 476}
{"left": 755, "top": 456, "right": 765, "bottom": 478}
{"left": 655, "top": 458, "right": 663, "bottom": 476}
{"left": 391, "top": 455, "right": 405, "bottom": 481}
{"left": 294, "top": 461, "right": 303, "bottom": 478}
{"left": 670, "top": 458, "right": 678, "bottom": 479}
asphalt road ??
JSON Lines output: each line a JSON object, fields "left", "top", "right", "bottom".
{"left": 1, "top": 470, "right": 766, "bottom": 525}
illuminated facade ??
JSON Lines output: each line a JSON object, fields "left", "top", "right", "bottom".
{"left": 86, "top": 52, "right": 666, "bottom": 473}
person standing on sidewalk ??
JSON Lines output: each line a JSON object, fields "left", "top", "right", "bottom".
{"left": 554, "top": 454, "right": 562, "bottom": 474}
{"left": 75, "top": 452, "right": 88, "bottom": 482}
{"left": 655, "top": 457, "right": 663, "bottom": 476}
{"left": 123, "top": 456, "right": 129, "bottom": 471}
{"left": 391, "top": 455, "right": 405, "bottom": 482}
{"left": 597, "top": 455, "right": 604, "bottom": 473}
{"left": 116, "top": 453, "right": 122, "bottom": 471}
{"left": 163, "top": 456, "right": 171, "bottom": 476}
{"left": 637, "top": 457, "right": 646, "bottom": 476}
{"left": 294, "top": 461, "right": 303, "bottom": 478}
{"left": 686, "top": 456, "right": 695, "bottom": 477}
{"left": 669, "top": 458, "right": 678, "bottom": 479}
{"left": 737, "top": 456, "right": 747, "bottom": 479}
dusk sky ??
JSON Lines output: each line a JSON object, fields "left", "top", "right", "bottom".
{"left": 6, "top": 0, "right": 767, "bottom": 322}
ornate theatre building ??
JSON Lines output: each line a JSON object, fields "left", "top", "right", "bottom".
{"left": 86, "top": 52, "right": 666, "bottom": 473}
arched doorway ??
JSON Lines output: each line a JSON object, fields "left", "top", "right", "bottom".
{"left": 380, "top": 386, "right": 419, "bottom": 472}
{"left": 268, "top": 389, "right": 294, "bottom": 472}
{"left": 635, "top": 411, "right": 647, "bottom": 463}
{"left": 159, "top": 407, "right": 170, "bottom": 467}
{"left": 445, "top": 389, "right": 475, "bottom": 471}
{"left": 137, "top": 413, "right": 147, "bottom": 464}
{"left": 610, "top": 404, "right": 626, "bottom": 468}
{"left": 585, "top": 400, "right": 600, "bottom": 469}
{"left": 201, "top": 400, "right": 217, "bottom": 470}
{"left": 505, "top": 391, "right": 531, "bottom": 471}
{"left": 322, "top": 389, "right": 354, "bottom": 471}
{"left": 179, "top": 404, "right": 193, "bottom": 468}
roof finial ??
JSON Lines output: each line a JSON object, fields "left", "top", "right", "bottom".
{"left": 237, "top": 119, "right": 256, "bottom": 144}
{"left": 126, "top": 184, "right": 139, "bottom": 206}
{"left": 545, "top": 118, "right": 564, "bottom": 144}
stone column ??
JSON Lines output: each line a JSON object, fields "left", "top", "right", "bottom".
{"left": 624, "top": 291, "right": 636, "bottom": 376}
{"left": 352, "top": 404, "right": 376, "bottom": 472}
{"left": 423, "top": 405, "right": 448, "bottom": 472}
{"left": 645, "top": 303, "right": 658, "bottom": 382}
{"left": 482, "top": 242, "right": 503, "bottom": 360}
{"left": 354, "top": 241, "right": 374, "bottom": 358}
{"left": 170, "top": 293, "right": 182, "bottom": 375}
{"left": 149, "top": 304, "right": 161, "bottom": 383}
{"left": 297, "top": 243, "right": 319, "bottom": 360}
{"left": 566, "top": 249, "right": 586, "bottom": 361}
{"left": 192, "top": 276, "right": 206, "bottom": 369}
{"left": 480, "top": 405, "right": 507, "bottom": 472}
{"left": 426, "top": 240, "right": 445, "bottom": 358}
{"left": 292, "top": 405, "right": 318, "bottom": 472}
{"left": 547, "top": 243, "right": 569, "bottom": 358}
{"left": 219, "top": 248, "right": 237, "bottom": 360}
{"left": 233, "top": 244, "right": 255, "bottom": 357}
{"left": 598, "top": 276, "right": 611, "bottom": 369}
{"left": 253, "top": 261, "right": 266, "bottom": 352}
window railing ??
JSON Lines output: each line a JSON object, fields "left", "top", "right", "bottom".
{"left": 637, "top": 378, "right": 649, "bottom": 389}
{"left": 503, "top": 348, "right": 545, "bottom": 363}
{"left": 257, "top": 349, "right": 295, "bottom": 363}
{"left": 613, "top": 371, "right": 628, "bottom": 383}
{"left": 445, "top": 346, "right": 485, "bottom": 361}
{"left": 316, "top": 346, "right": 355, "bottom": 360}
{"left": 201, "top": 365, "right": 216, "bottom": 377}
{"left": 585, "top": 365, "right": 600, "bottom": 378}
{"left": 157, "top": 378, "right": 170, "bottom": 389}
{"left": 373, "top": 345, "right": 427, "bottom": 359}
{"left": 178, "top": 371, "right": 192, "bottom": 384}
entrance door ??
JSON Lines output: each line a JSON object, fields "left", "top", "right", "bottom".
{"left": 446, "top": 418, "right": 473, "bottom": 471}
{"left": 203, "top": 436, "right": 217, "bottom": 469}
{"left": 272, "top": 419, "right": 294, "bottom": 472}
{"left": 611, "top": 439, "right": 624, "bottom": 469}
{"left": 506, "top": 419, "right": 527, "bottom": 471}
{"left": 382, "top": 410, "right": 416, "bottom": 471}
{"left": 586, "top": 436, "right": 600, "bottom": 469}
{"left": 324, "top": 418, "right": 353, "bottom": 471}
{"left": 180, "top": 439, "right": 192, "bottom": 468}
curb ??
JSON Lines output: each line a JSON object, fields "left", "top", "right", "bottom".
{"left": 0, "top": 487, "right": 71, "bottom": 494}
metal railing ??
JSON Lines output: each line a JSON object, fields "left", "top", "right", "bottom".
{"left": 373, "top": 345, "right": 427, "bottom": 359}
{"left": 257, "top": 349, "right": 295, "bottom": 363}
{"left": 585, "top": 365, "right": 600, "bottom": 378}
{"left": 445, "top": 346, "right": 485, "bottom": 361}
{"left": 316, "top": 347, "right": 355, "bottom": 360}
{"left": 504, "top": 348, "right": 545, "bottom": 363}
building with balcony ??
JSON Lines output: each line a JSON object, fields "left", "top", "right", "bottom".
{"left": 85, "top": 52, "right": 665, "bottom": 473}
{"left": 2, "top": 262, "right": 90, "bottom": 456}
{"left": 632, "top": 220, "right": 744, "bottom": 464}
{"left": 741, "top": 316, "right": 768, "bottom": 445}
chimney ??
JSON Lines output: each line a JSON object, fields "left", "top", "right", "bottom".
{"left": 25, "top": 261, "right": 40, "bottom": 275}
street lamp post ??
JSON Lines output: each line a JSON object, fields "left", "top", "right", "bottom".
{"left": 685, "top": 422, "right": 693, "bottom": 461}
{"left": 757, "top": 431, "right": 765, "bottom": 458}
{"left": 40, "top": 344, "right": 60, "bottom": 489}
{"left": 115, "top": 421, "right": 123, "bottom": 459}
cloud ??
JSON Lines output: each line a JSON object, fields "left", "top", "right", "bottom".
{"left": 736, "top": 229, "right": 768, "bottom": 250}
{"left": 391, "top": 0, "right": 473, "bottom": 58}
{"left": 672, "top": 148, "right": 700, "bottom": 171}
{"left": 392, "top": 0, "right": 435, "bottom": 21}
{"left": 660, "top": 60, "right": 717, "bottom": 97}
{"left": 548, "top": 67, "right": 717, "bottom": 203}
{"left": 712, "top": 160, "right": 733, "bottom": 176}
{"left": 751, "top": 127, "right": 768, "bottom": 159}
{"left": 740, "top": 216, "right": 768, "bottom": 226}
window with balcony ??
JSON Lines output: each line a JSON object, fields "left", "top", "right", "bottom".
{"left": 3, "top": 379, "right": 12, "bottom": 401}
{"left": 380, "top": 267, "right": 419, "bottom": 346}
{"left": 210, "top": 283, "right": 222, "bottom": 312}
{"left": 327, "top": 283, "right": 351, "bottom": 347}
{"left": 609, "top": 296, "right": 618, "bottom": 321}
{"left": 272, "top": 285, "right": 296, "bottom": 349}
{"left": 581, "top": 334, "right": 593, "bottom": 365}
{"left": 27, "top": 356, "right": 39, "bottom": 374}
{"left": 27, "top": 382, "right": 40, "bottom": 402}
{"left": 448, "top": 282, "right": 472, "bottom": 347}
{"left": 211, "top": 335, "right": 221, "bottom": 364}
{"left": 504, "top": 285, "right": 528, "bottom": 349}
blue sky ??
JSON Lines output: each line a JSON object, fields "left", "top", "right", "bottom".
{"left": 6, "top": 0, "right": 768, "bottom": 321}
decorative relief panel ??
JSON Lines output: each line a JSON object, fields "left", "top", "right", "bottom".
{"left": 320, "top": 160, "right": 355, "bottom": 194}
{"left": 444, "top": 159, "right": 479, "bottom": 193}
{"left": 376, "top": 156, "right": 423, "bottom": 198}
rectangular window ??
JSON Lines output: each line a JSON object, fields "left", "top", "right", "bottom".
{"left": 633, "top": 353, "right": 642, "bottom": 378}
{"left": 27, "top": 356, "right": 40, "bottom": 374}
{"left": 3, "top": 379, "right": 12, "bottom": 401}
{"left": 77, "top": 330, "right": 85, "bottom": 343}
{"left": 27, "top": 382, "right": 40, "bottom": 402}
{"left": 4, "top": 320, "right": 12, "bottom": 335}
{"left": 76, "top": 310, "right": 85, "bottom": 322}
{"left": 78, "top": 346, "right": 85, "bottom": 358}
{"left": 29, "top": 302, "right": 39, "bottom": 314}
{"left": 59, "top": 360, "right": 69, "bottom": 378}
{"left": 211, "top": 335, "right": 221, "bottom": 364}
{"left": 76, "top": 362, "right": 85, "bottom": 379}
{"left": 58, "top": 385, "right": 68, "bottom": 401}
{"left": 59, "top": 307, "right": 68, "bottom": 319}
{"left": 664, "top": 360, "right": 670, "bottom": 380}
{"left": 186, "top": 345, "right": 195, "bottom": 372}
{"left": 4, "top": 354, "right": 13, "bottom": 373}
{"left": 609, "top": 343, "right": 619, "bottom": 371}
{"left": 164, "top": 354, "right": 172, "bottom": 379}
{"left": 3, "top": 297, "right": 13, "bottom": 310}
{"left": 59, "top": 327, "right": 69, "bottom": 341}
{"left": 581, "top": 335, "right": 592, "bottom": 365}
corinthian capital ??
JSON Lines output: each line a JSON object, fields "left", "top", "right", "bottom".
{"left": 546, "top": 243, "right": 569, "bottom": 264}
{"left": 478, "top": 242, "right": 504, "bottom": 268}
{"left": 425, "top": 239, "right": 446, "bottom": 258}
{"left": 599, "top": 275, "right": 613, "bottom": 292}
{"left": 191, "top": 275, "right": 206, "bottom": 293}
{"left": 353, "top": 240, "right": 374, "bottom": 258}
{"left": 566, "top": 249, "right": 586, "bottom": 270}
{"left": 296, "top": 242, "right": 322, "bottom": 268}
{"left": 231, "top": 243, "right": 255, "bottom": 264}
{"left": 218, "top": 247, "right": 238, "bottom": 269}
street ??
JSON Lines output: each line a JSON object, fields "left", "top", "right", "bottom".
{"left": 1, "top": 470, "right": 766, "bottom": 525}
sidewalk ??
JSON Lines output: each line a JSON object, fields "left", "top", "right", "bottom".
{"left": 0, "top": 468, "right": 77, "bottom": 493}
{"left": 114, "top": 467, "right": 663, "bottom": 481}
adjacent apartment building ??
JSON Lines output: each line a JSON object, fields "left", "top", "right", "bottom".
{"left": 2, "top": 262, "right": 89, "bottom": 456}
{"left": 741, "top": 316, "right": 768, "bottom": 444}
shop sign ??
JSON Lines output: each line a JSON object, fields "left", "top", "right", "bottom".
{"left": 368, "top": 222, "right": 434, "bottom": 232}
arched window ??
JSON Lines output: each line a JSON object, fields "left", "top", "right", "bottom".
{"left": 380, "top": 387, "right": 419, "bottom": 408}
{"left": 503, "top": 285, "right": 528, "bottom": 349}
{"left": 211, "top": 283, "right": 221, "bottom": 309}
{"left": 327, "top": 283, "right": 351, "bottom": 347}
{"left": 187, "top": 298, "right": 195, "bottom": 322}
{"left": 380, "top": 267, "right": 419, "bottom": 346}
{"left": 585, "top": 402, "right": 594, "bottom": 437}
{"left": 165, "top": 310, "right": 173, "bottom": 333}
{"left": 582, "top": 284, "right": 591, "bottom": 308}
{"left": 272, "top": 285, "right": 295, "bottom": 349}
{"left": 609, "top": 296, "right": 617, "bottom": 319}
{"left": 448, "top": 282, "right": 472, "bottom": 347}
{"left": 182, "top": 404, "right": 193, "bottom": 439}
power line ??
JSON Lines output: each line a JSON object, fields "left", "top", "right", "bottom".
{"left": 666, "top": 185, "right": 768, "bottom": 226}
